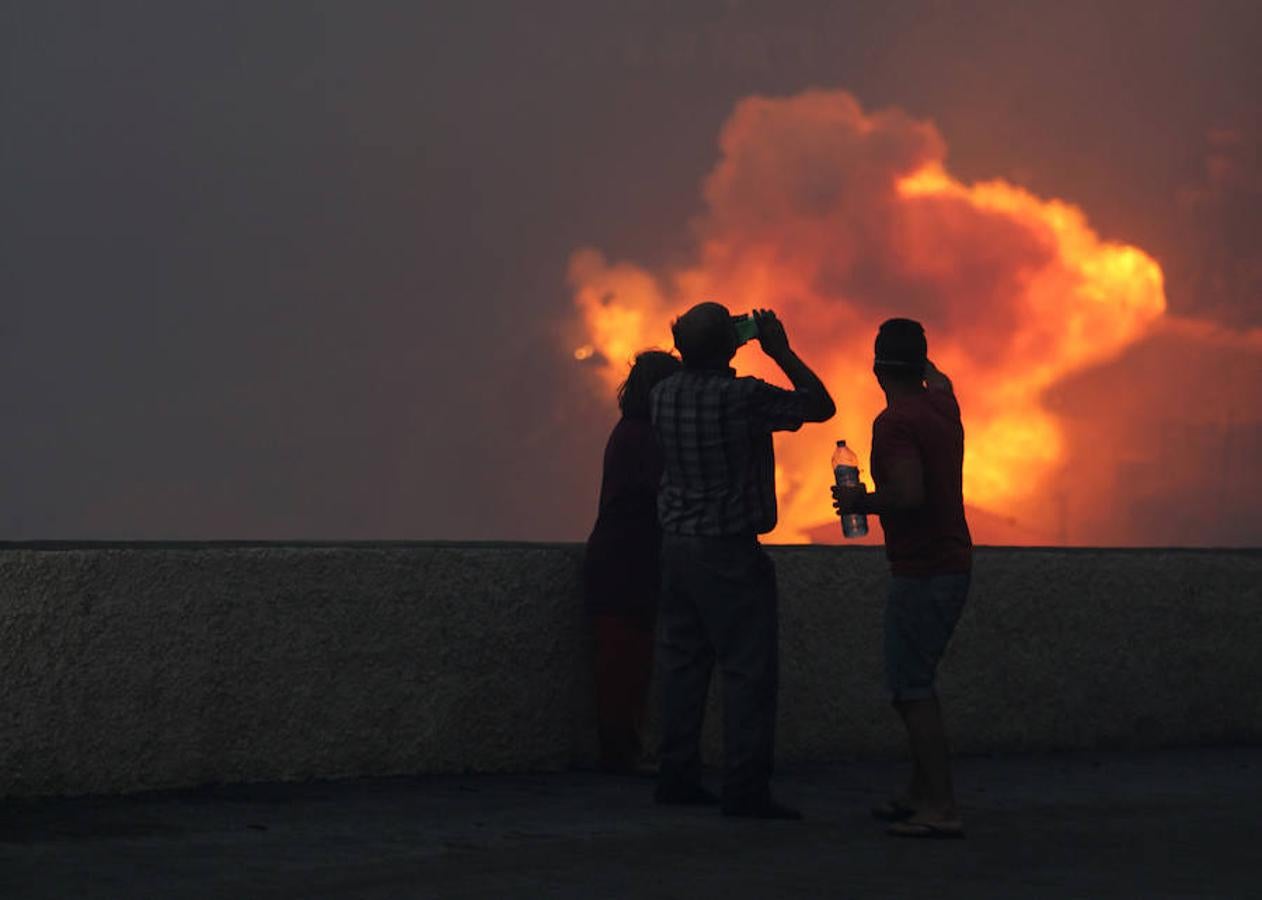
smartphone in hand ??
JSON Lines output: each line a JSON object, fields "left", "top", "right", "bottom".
{"left": 732, "top": 313, "right": 758, "bottom": 345}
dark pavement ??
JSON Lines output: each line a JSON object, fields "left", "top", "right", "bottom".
{"left": 2, "top": 747, "right": 1258, "bottom": 899}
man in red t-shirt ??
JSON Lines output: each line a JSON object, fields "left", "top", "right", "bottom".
{"left": 833, "top": 318, "right": 972, "bottom": 839}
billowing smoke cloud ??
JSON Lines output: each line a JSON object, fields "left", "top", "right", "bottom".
{"left": 569, "top": 90, "right": 1261, "bottom": 545}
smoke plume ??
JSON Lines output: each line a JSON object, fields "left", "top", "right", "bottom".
{"left": 569, "top": 90, "right": 1261, "bottom": 545}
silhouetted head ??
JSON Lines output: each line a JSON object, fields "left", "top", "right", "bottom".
{"left": 618, "top": 350, "right": 682, "bottom": 419}
{"left": 873, "top": 318, "right": 927, "bottom": 390}
{"left": 671, "top": 302, "right": 738, "bottom": 370}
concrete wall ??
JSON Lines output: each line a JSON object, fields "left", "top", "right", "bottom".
{"left": 1, "top": 543, "right": 1259, "bottom": 797}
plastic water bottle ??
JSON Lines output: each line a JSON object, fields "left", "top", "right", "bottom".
{"left": 831, "top": 440, "right": 869, "bottom": 538}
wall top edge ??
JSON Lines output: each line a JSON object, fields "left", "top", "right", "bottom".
{"left": 0, "top": 541, "right": 1258, "bottom": 556}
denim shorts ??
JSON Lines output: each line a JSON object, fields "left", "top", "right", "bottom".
{"left": 884, "top": 572, "right": 971, "bottom": 701}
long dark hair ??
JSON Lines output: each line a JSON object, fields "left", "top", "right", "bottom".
{"left": 618, "top": 350, "right": 681, "bottom": 420}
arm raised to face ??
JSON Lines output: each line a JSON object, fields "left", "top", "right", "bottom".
{"left": 752, "top": 309, "right": 836, "bottom": 423}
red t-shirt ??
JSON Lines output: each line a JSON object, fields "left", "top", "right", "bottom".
{"left": 871, "top": 388, "right": 972, "bottom": 576}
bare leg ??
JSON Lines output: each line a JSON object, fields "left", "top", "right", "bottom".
{"left": 893, "top": 697, "right": 959, "bottom": 822}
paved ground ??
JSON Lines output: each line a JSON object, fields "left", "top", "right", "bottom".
{"left": 1, "top": 747, "right": 1258, "bottom": 899}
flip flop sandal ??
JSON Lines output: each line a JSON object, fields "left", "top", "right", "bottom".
{"left": 887, "top": 819, "right": 965, "bottom": 839}
{"left": 871, "top": 800, "right": 917, "bottom": 821}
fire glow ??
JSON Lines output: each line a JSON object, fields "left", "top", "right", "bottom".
{"left": 568, "top": 90, "right": 1170, "bottom": 544}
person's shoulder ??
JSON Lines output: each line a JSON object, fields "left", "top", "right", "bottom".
{"left": 737, "top": 376, "right": 807, "bottom": 411}
{"left": 873, "top": 403, "right": 901, "bottom": 428}
{"left": 608, "top": 416, "right": 639, "bottom": 447}
{"left": 649, "top": 371, "right": 684, "bottom": 413}
{"left": 651, "top": 371, "right": 684, "bottom": 394}
{"left": 923, "top": 387, "right": 962, "bottom": 420}
{"left": 894, "top": 389, "right": 953, "bottom": 417}
{"left": 874, "top": 401, "right": 920, "bottom": 441}
{"left": 735, "top": 375, "right": 793, "bottom": 394}
{"left": 613, "top": 415, "right": 652, "bottom": 436}
{"left": 609, "top": 416, "right": 659, "bottom": 461}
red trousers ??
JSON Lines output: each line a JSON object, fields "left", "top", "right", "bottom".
{"left": 592, "top": 614, "right": 655, "bottom": 771}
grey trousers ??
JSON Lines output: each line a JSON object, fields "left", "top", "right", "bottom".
{"left": 657, "top": 533, "right": 779, "bottom": 804}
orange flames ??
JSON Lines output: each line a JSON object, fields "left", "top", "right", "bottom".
{"left": 567, "top": 91, "right": 1242, "bottom": 545}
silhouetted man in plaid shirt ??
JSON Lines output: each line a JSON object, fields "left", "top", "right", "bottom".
{"left": 650, "top": 302, "right": 834, "bottom": 819}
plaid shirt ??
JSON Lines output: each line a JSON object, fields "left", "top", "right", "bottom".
{"left": 650, "top": 367, "right": 810, "bottom": 536}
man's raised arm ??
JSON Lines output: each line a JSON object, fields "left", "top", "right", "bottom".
{"left": 752, "top": 308, "right": 836, "bottom": 423}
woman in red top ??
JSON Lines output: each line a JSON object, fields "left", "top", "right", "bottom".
{"left": 583, "top": 350, "right": 681, "bottom": 773}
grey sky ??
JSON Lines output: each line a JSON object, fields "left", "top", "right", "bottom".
{"left": 3, "top": 1, "right": 1259, "bottom": 541}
